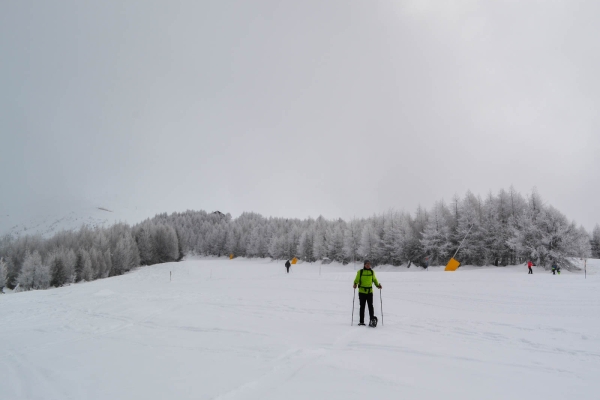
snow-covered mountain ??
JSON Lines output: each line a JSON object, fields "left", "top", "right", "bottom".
{"left": 0, "top": 203, "right": 156, "bottom": 238}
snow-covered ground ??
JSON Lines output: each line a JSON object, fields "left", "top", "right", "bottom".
{"left": 1, "top": 258, "right": 599, "bottom": 400}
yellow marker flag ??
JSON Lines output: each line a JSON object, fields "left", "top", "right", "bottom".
{"left": 291, "top": 257, "right": 298, "bottom": 264}
{"left": 445, "top": 258, "right": 461, "bottom": 271}
{"left": 229, "top": 254, "right": 234, "bottom": 260}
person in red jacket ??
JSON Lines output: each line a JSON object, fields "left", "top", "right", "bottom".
{"left": 527, "top": 260, "right": 533, "bottom": 274}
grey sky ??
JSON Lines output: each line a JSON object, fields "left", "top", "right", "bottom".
{"left": 1, "top": 1, "right": 599, "bottom": 231}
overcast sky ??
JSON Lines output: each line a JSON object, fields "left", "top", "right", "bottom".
{"left": 1, "top": 0, "right": 599, "bottom": 231}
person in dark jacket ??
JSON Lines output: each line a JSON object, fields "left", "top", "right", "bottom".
{"left": 285, "top": 260, "right": 291, "bottom": 273}
{"left": 353, "top": 260, "right": 382, "bottom": 326}
{"left": 551, "top": 262, "right": 557, "bottom": 275}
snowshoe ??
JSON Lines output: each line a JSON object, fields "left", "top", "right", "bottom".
{"left": 369, "top": 316, "right": 378, "bottom": 328}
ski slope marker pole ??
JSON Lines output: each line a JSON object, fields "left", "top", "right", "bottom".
{"left": 451, "top": 223, "right": 474, "bottom": 260}
{"left": 380, "top": 288, "right": 384, "bottom": 326}
{"left": 351, "top": 288, "right": 356, "bottom": 326}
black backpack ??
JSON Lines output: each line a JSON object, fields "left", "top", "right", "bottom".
{"left": 358, "top": 268, "right": 374, "bottom": 293}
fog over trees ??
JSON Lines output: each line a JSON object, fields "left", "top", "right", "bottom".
{"left": 0, "top": 188, "right": 593, "bottom": 292}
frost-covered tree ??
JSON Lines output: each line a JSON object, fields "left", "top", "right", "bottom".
{"left": 327, "top": 225, "right": 345, "bottom": 262}
{"left": 400, "top": 213, "right": 425, "bottom": 266}
{"left": 0, "top": 234, "right": 44, "bottom": 289}
{"left": 591, "top": 225, "right": 600, "bottom": 258}
{"left": 450, "top": 191, "right": 485, "bottom": 265}
{"left": 285, "top": 227, "right": 301, "bottom": 260}
{"left": 359, "top": 224, "right": 380, "bottom": 264}
{"left": 508, "top": 202, "right": 590, "bottom": 269}
{"left": 134, "top": 225, "right": 154, "bottom": 265}
{"left": 268, "top": 235, "right": 287, "bottom": 260}
{"left": 17, "top": 252, "right": 37, "bottom": 290}
{"left": 298, "top": 229, "right": 315, "bottom": 262}
{"left": 74, "top": 249, "right": 84, "bottom": 282}
{"left": 225, "top": 226, "right": 242, "bottom": 257}
{"left": 79, "top": 249, "right": 94, "bottom": 282}
{"left": 379, "top": 213, "right": 399, "bottom": 265}
{"left": 1, "top": 186, "right": 594, "bottom": 286}
{"left": 421, "top": 202, "right": 452, "bottom": 265}
{"left": 17, "top": 251, "right": 51, "bottom": 290}
{"left": 50, "top": 256, "right": 68, "bottom": 287}
{"left": 0, "top": 257, "right": 8, "bottom": 292}
{"left": 206, "top": 224, "right": 228, "bottom": 258}
{"left": 152, "top": 224, "right": 179, "bottom": 263}
{"left": 343, "top": 219, "right": 361, "bottom": 264}
{"left": 111, "top": 232, "right": 140, "bottom": 276}
{"left": 480, "top": 193, "right": 511, "bottom": 265}
{"left": 64, "top": 248, "right": 77, "bottom": 283}
{"left": 247, "top": 226, "right": 269, "bottom": 258}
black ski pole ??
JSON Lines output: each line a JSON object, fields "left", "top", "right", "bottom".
{"left": 351, "top": 288, "right": 356, "bottom": 326}
{"left": 379, "top": 288, "right": 384, "bottom": 326}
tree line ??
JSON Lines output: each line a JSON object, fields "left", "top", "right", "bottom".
{"left": 1, "top": 187, "right": 598, "bottom": 292}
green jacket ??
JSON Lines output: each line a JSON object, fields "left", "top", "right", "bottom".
{"left": 354, "top": 268, "right": 380, "bottom": 294}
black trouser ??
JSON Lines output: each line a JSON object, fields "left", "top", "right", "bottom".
{"left": 528, "top": 267, "right": 532, "bottom": 274}
{"left": 286, "top": 267, "right": 290, "bottom": 273}
{"left": 359, "top": 292, "right": 374, "bottom": 324}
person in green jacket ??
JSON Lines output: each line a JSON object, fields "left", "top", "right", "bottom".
{"left": 353, "top": 260, "right": 382, "bottom": 326}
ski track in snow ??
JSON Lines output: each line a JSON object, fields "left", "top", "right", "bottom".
{"left": 212, "top": 327, "right": 359, "bottom": 400}
{"left": 1, "top": 258, "right": 599, "bottom": 400}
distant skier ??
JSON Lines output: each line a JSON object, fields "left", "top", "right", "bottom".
{"left": 353, "top": 260, "right": 382, "bottom": 326}
{"left": 285, "top": 260, "right": 291, "bottom": 273}
{"left": 551, "top": 262, "right": 557, "bottom": 275}
{"left": 527, "top": 260, "right": 533, "bottom": 274}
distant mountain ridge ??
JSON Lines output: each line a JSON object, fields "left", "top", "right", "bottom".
{"left": 0, "top": 205, "right": 153, "bottom": 238}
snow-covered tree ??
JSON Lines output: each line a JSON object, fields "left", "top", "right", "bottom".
{"left": 247, "top": 226, "right": 269, "bottom": 258}
{"left": 134, "top": 225, "right": 154, "bottom": 265}
{"left": 380, "top": 213, "right": 398, "bottom": 265}
{"left": 152, "top": 224, "right": 179, "bottom": 263}
{"left": 327, "top": 225, "right": 345, "bottom": 262}
{"left": 0, "top": 257, "right": 7, "bottom": 292}
{"left": 421, "top": 202, "right": 453, "bottom": 265}
{"left": 268, "top": 235, "right": 287, "bottom": 260}
{"left": 79, "top": 249, "right": 94, "bottom": 282}
{"left": 298, "top": 229, "right": 315, "bottom": 262}
{"left": 0, "top": 186, "right": 593, "bottom": 283}
{"left": 591, "top": 225, "right": 600, "bottom": 258}
{"left": 343, "top": 219, "right": 361, "bottom": 264}
{"left": 359, "top": 224, "right": 380, "bottom": 264}
{"left": 50, "top": 255, "right": 68, "bottom": 287}
{"left": 111, "top": 232, "right": 140, "bottom": 276}
{"left": 285, "top": 227, "right": 301, "bottom": 260}
{"left": 312, "top": 232, "right": 324, "bottom": 260}
{"left": 17, "top": 251, "right": 51, "bottom": 290}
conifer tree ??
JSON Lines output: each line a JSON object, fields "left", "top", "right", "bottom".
{"left": 50, "top": 257, "right": 68, "bottom": 287}
{"left": 0, "top": 257, "right": 8, "bottom": 292}
{"left": 591, "top": 225, "right": 600, "bottom": 258}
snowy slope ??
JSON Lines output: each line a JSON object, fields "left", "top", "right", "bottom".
{"left": 0, "top": 203, "right": 155, "bottom": 238}
{"left": 571, "top": 258, "right": 600, "bottom": 275}
{"left": 1, "top": 259, "right": 599, "bottom": 400}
